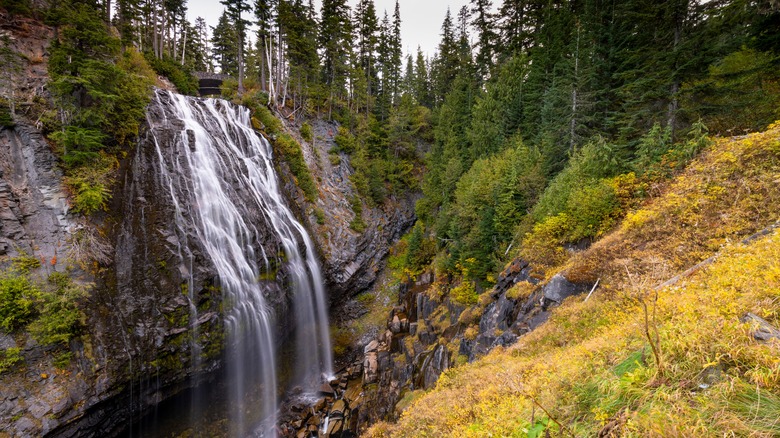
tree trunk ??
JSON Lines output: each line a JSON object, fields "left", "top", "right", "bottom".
{"left": 260, "top": 35, "right": 267, "bottom": 92}
{"left": 181, "top": 29, "right": 187, "bottom": 65}
{"left": 570, "top": 21, "right": 580, "bottom": 151}
{"left": 238, "top": 43, "right": 244, "bottom": 95}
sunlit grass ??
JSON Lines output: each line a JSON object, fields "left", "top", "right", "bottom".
{"left": 366, "top": 123, "right": 780, "bottom": 437}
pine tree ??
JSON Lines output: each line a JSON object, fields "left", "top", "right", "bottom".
{"left": 402, "top": 53, "right": 414, "bottom": 97}
{"left": 430, "top": 8, "right": 459, "bottom": 104}
{"left": 319, "top": 0, "right": 352, "bottom": 114}
{"left": 413, "top": 46, "right": 431, "bottom": 107}
{"left": 375, "top": 10, "right": 392, "bottom": 120}
{"left": 220, "top": 0, "right": 253, "bottom": 93}
{"left": 389, "top": 0, "right": 403, "bottom": 103}
{"left": 211, "top": 10, "right": 239, "bottom": 76}
{"left": 194, "top": 17, "right": 213, "bottom": 72}
{"left": 353, "top": 0, "right": 379, "bottom": 110}
{"left": 470, "top": 0, "right": 496, "bottom": 82}
{"left": 281, "top": 0, "right": 319, "bottom": 109}
{"left": 254, "top": 0, "right": 276, "bottom": 91}
{"left": 496, "top": 0, "right": 540, "bottom": 59}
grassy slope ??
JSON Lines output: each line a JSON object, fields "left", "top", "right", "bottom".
{"left": 366, "top": 123, "right": 780, "bottom": 437}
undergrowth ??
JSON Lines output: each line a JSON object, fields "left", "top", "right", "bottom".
{"left": 366, "top": 123, "right": 780, "bottom": 437}
{"left": 0, "top": 258, "right": 88, "bottom": 373}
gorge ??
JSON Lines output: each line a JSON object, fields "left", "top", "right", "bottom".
{"left": 2, "top": 1, "right": 780, "bottom": 436}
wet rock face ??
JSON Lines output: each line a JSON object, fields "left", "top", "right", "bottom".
{"left": 0, "top": 11, "right": 52, "bottom": 105}
{"left": 0, "top": 123, "right": 93, "bottom": 437}
{"left": 0, "top": 124, "right": 74, "bottom": 265}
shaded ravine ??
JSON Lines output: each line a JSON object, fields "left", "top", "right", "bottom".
{"left": 140, "top": 90, "right": 333, "bottom": 436}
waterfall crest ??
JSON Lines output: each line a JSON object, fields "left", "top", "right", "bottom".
{"left": 145, "top": 89, "right": 333, "bottom": 436}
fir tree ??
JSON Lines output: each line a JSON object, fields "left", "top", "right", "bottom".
{"left": 220, "top": 0, "right": 253, "bottom": 93}
{"left": 319, "top": 0, "right": 352, "bottom": 107}
{"left": 211, "top": 10, "right": 239, "bottom": 76}
{"left": 470, "top": 0, "right": 496, "bottom": 82}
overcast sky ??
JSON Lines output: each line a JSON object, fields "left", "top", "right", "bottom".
{"left": 186, "top": 0, "right": 472, "bottom": 58}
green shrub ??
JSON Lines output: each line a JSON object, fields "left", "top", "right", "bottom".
{"left": 564, "top": 181, "right": 619, "bottom": 241}
{"left": 334, "top": 126, "right": 357, "bottom": 153}
{"left": 62, "top": 153, "right": 116, "bottom": 214}
{"left": 349, "top": 195, "right": 366, "bottom": 232}
{"left": 0, "top": 275, "right": 38, "bottom": 332}
{"left": 145, "top": 54, "right": 198, "bottom": 96}
{"left": 328, "top": 151, "right": 341, "bottom": 166}
{"left": 634, "top": 123, "right": 672, "bottom": 171}
{"left": 314, "top": 208, "right": 325, "bottom": 225}
{"left": 300, "top": 122, "right": 313, "bottom": 142}
{"left": 0, "top": 100, "right": 14, "bottom": 128}
{"left": 275, "top": 133, "right": 318, "bottom": 202}
{"left": 28, "top": 273, "right": 87, "bottom": 347}
{"left": 11, "top": 253, "right": 41, "bottom": 274}
{"left": 49, "top": 126, "right": 105, "bottom": 169}
{"left": 450, "top": 281, "right": 478, "bottom": 307}
{"left": 0, "top": 347, "right": 23, "bottom": 374}
{"left": 0, "top": 0, "right": 31, "bottom": 15}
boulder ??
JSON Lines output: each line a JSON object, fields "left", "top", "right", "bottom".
{"left": 363, "top": 352, "right": 378, "bottom": 384}
{"left": 741, "top": 313, "right": 780, "bottom": 341}
{"left": 542, "top": 273, "right": 583, "bottom": 306}
{"left": 318, "top": 384, "right": 335, "bottom": 397}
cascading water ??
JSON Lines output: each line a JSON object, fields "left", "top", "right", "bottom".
{"left": 144, "top": 89, "right": 333, "bottom": 436}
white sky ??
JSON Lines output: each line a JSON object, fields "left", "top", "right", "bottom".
{"left": 186, "top": 0, "right": 472, "bottom": 58}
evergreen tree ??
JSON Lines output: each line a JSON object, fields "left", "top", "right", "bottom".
{"left": 430, "top": 8, "right": 459, "bottom": 104}
{"left": 470, "top": 0, "right": 496, "bottom": 82}
{"left": 389, "top": 0, "right": 403, "bottom": 102}
{"left": 319, "top": 0, "right": 352, "bottom": 115}
{"left": 375, "top": 11, "right": 392, "bottom": 120}
{"left": 194, "top": 17, "right": 212, "bottom": 72}
{"left": 353, "top": 0, "right": 379, "bottom": 109}
{"left": 220, "top": 0, "right": 253, "bottom": 93}
{"left": 281, "top": 0, "right": 319, "bottom": 109}
{"left": 402, "top": 53, "right": 414, "bottom": 97}
{"left": 413, "top": 47, "right": 431, "bottom": 107}
{"left": 254, "top": 0, "right": 277, "bottom": 91}
{"left": 496, "top": 0, "right": 540, "bottom": 59}
{"left": 211, "top": 10, "right": 239, "bottom": 75}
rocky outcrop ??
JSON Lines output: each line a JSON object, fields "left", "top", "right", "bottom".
{"left": 0, "top": 122, "right": 91, "bottom": 437}
{"left": 0, "top": 124, "right": 74, "bottom": 263}
{"left": 274, "top": 118, "right": 418, "bottom": 304}
{"left": 348, "top": 259, "right": 595, "bottom": 429}
{"left": 0, "top": 10, "right": 52, "bottom": 107}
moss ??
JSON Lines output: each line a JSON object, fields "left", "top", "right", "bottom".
{"left": 273, "top": 133, "right": 318, "bottom": 202}
{"left": 505, "top": 281, "right": 536, "bottom": 300}
{"left": 163, "top": 307, "right": 190, "bottom": 328}
{"left": 255, "top": 106, "right": 283, "bottom": 135}
{"left": 201, "top": 324, "right": 226, "bottom": 362}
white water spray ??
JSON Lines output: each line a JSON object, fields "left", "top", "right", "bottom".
{"left": 146, "top": 90, "right": 333, "bottom": 436}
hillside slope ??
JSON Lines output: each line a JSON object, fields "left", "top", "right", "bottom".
{"left": 366, "top": 123, "right": 780, "bottom": 437}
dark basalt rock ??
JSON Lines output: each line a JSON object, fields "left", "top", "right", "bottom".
{"left": 542, "top": 273, "right": 586, "bottom": 308}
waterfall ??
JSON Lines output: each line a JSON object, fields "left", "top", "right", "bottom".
{"left": 145, "top": 89, "right": 333, "bottom": 436}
